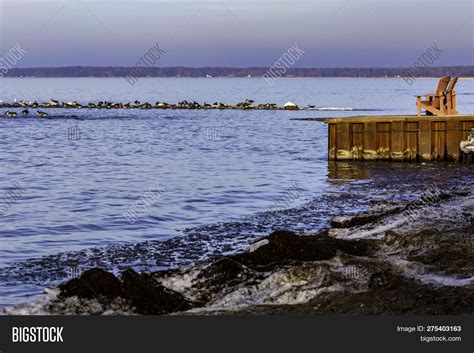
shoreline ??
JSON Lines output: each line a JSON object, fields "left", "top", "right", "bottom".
{"left": 4, "top": 179, "right": 472, "bottom": 315}
{"left": 4, "top": 65, "right": 473, "bottom": 79}
{"left": 2, "top": 76, "right": 474, "bottom": 80}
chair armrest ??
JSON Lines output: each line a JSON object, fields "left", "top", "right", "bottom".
{"left": 415, "top": 93, "right": 445, "bottom": 98}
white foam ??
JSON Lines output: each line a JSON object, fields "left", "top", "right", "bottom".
{"left": 417, "top": 274, "right": 474, "bottom": 287}
{"left": 158, "top": 267, "right": 201, "bottom": 297}
{"left": 388, "top": 258, "right": 474, "bottom": 287}
{"left": 1, "top": 288, "right": 59, "bottom": 315}
{"left": 246, "top": 239, "right": 269, "bottom": 253}
{"left": 329, "top": 192, "right": 474, "bottom": 240}
{"left": 204, "top": 257, "right": 366, "bottom": 310}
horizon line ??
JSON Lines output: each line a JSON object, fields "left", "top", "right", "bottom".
{"left": 8, "top": 65, "right": 474, "bottom": 70}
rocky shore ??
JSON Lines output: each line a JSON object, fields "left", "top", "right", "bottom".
{"left": 8, "top": 182, "right": 471, "bottom": 315}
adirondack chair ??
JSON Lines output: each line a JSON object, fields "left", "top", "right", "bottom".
{"left": 416, "top": 76, "right": 451, "bottom": 116}
{"left": 445, "top": 76, "right": 459, "bottom": 115}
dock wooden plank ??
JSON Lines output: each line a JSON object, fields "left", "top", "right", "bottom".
{"left": 336, "top": 122, "right": 350, "bottom": 160}
{"left": 363, "top": 122, "right": 377, "bottom": 160}
{"left": 350, "top": 123, "right": 364, "bottom": 159}
{"left": 376, "top": 122, "right": 390, "bottom": 159}
{"left": 446, "top": 120, "right": 460, "bottom": 161}
{"left": 404, "top": 122, "right": 418, "bottom": 162}
{"left": 328, "top": 124, "right": 338, "bottom": 160}
{"left": 418, "top": 120, "right": 432, "bottom": 161}
{"left": 390, "top": 122, "right": 404, "bottom": 161}
{"left": 323, "top": 115, "right": 474, "bottom": 162}
{"left": 431, "top": 121, "right": 447, "bottom": 161}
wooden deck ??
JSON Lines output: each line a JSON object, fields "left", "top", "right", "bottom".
{"left": 324, "top": 115, "right": 474, "bottom": 162}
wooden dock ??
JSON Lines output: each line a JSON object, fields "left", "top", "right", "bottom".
{"left": 324, "top": 115, "right": 474, "bottom": 162}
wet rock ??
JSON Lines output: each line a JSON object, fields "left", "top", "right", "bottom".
{"left": 121, "top": 268, "right": 194, "bottom": 315}
{"left": 405, "top": 227, "right": 474, "bottom": 277}
{"left": 58, "top": 268, "right": 195, "bottom": 314}
{"left": 227, "top": 230, "right": 373, "bottom": 270}
{"left": 205, "top": 269, "right": 474, "bottom": 315}
{"left": 197, "top": 258, "right": 247, "bottom": 287}
{"left": 192, "top": 258, "right": 258, "bottom": 303}
{"left": 246, "top": 239, "right": 269, "bottom": 252}
{"left": 58, "top": 268, "right": 124, "bottom": 301}
{"left": 368, "top": 270, "right": 407, "bottom": 290}
{"left": 331, "top": 209, "right": 400, "bottom": 228}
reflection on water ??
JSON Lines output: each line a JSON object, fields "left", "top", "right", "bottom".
{"left": 327, "top": 161, "right": 371, "bottom": 183}
{"left": 326, "top": 161, "right": 473, "bottom": 211}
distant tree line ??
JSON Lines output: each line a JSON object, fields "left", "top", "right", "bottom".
{"left": 4, "top": 66, "right": 473, "bottom": 78}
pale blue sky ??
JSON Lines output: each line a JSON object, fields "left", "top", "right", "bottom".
{"left": 0, "top": 0, "right": 472, "bottom": 67}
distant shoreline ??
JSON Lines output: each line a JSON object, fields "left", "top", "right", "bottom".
{"left": 3, "top": 76, "right": 474, "bottom": 80}
{"left": 3, "top": 66, "right": 473, "bottom": 78}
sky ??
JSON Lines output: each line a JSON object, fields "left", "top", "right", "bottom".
{"left": 0, "top": 0, "right": 472, "bottom": 67}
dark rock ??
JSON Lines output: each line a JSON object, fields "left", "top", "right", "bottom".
{"left": 331, "top": 206, "right": 405, "bottom": 228}
{"left": 405, "top": 227, "right": 474, "bottom": 277}
{"left": 205, "top": 269, "right": 474, "bottom": 315}
{"left": 198, "top": 258, "right": 246, "bottom": 286}
{"left": 58, "top": 267, "right": 195, "bottom": 315}
{"left": 368, "top": 270, "right": 407, "bottom": 290}
{"left": 193, "top": 257, "right": 258, "bottom": 303}
{"left": 58, "top": 268, "right": 124, "bottom": 301}
{"left": 229, "top": 230, "right": 373, "bottom": 270}
{"left": 121, "top": 268, "right": 194, "bottom": 315}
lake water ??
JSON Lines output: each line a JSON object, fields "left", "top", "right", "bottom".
{"left": 0, "top": 77, "right": 473, "bottom": 307}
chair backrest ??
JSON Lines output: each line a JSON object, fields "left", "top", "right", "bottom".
{"left": 433, "top": 76, "right": 451, "bottom": 107}
{"left": 446, "top": 76, "right": 458, "bottom": 93}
